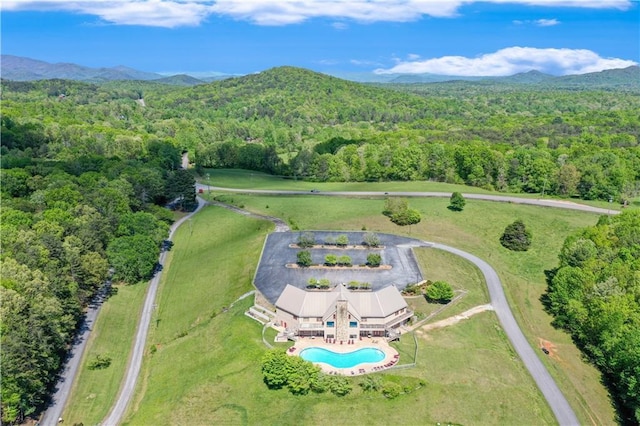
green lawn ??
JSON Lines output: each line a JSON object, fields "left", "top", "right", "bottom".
{"left": 62, "top": 283, "right": 148, "bottom": 425}
{"left": 200, "top": 168, "right": 627, "bottom": 210}
{"left": 73, "top": 189, "right": 616, "bottom": 425}
{"left": 204, "top": 193, "right": 616, "bottom": 425}
{"left": 116, "top": 195, "right": 615, "bottom": 425}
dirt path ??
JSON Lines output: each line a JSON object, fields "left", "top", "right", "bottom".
{"left": 414, "top": 304, "right": 494, "bottom": 334}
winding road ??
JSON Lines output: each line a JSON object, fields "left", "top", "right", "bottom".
{"left": 51, "top": 186, "right": 612, "bottom": 425}
{"left": 101, "top": 197, "right": 207, "bottom": 425}
{"left": 432, "top": 242, "right": 579, "bottom": 425}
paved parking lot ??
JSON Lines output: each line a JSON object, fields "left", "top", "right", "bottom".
{"left": 254, "top": 231, "right": 428, "bottom": 304}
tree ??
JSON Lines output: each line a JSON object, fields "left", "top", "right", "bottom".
{"left": 297, "top": 232, "right": 316, "bottom": 248}
{"left": 337, "top": 255, "right": 352, "bottom": 266}
{"left": 383, "top": 196, "right": 421, "bottom": 226}
{"left": 297, "top": 250, "right": 312, "bottom": 267}
{"left": 336, "top": 234, "right": 349, "bottom": 247}
{"left": 448, "top": 191, "right": 466, "bottom": 211}
{"left": 106, "top": 235, "right": 159, "bottom": 283}
{"left": 500, "top": 219, "right": 532, "bottom": 251}
{"left": 426, "top": 281, "right": 454, "bottom": 303}
{"left": 363, "top": 232, "right": 380, "bottom": 247}
{"left": 166, "top": 169, "right": 196, "bottom": 211}
{"left": 367, "top": 253, "right": 382, "bottom": 267}
{"left": 324, "top": 254, "right": 337, "bottom": 266}
{"left": 261, "top": 350, "right": 289, "bottom": 389}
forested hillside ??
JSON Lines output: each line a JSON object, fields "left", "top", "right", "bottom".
{"left": 545, "top": 210, "right": 640, "bottom": 424}
{"left": 3, "top": 67, "right": 639, "bottom": 202}
{"left": 0, "top": 137, "right": 196, "bottom": 422}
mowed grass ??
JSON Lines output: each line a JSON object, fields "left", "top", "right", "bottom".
{"left": 119, "top": 197, "right": 579, "bottom": 426}
{"left": 202, "top": 168, "right": 625, "bottom": 210}
{"left": 412, "top": 247, "right": 489, "bottom": 320}
{"left": 214, "top": 194, "right": 616, "bottom": 425}
{"left": 62, "top": 283, "right": 148, "bottom": 425}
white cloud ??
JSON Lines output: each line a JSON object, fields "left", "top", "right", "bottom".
{"left": 535, "top": 18, "right": 560, "bottom": 26}
{"left": 1, "top": 0, "right": 633, "bottom": 27}
{"left": 374, "top": 47, "right": 638, "bottom": 76}
{"left": 407, "top": 53, "right": 421, "bottom": 60}
{"left": 1, "top": 1, "right": 214, "bottom": 27}
{"left": 513, "top": 18, "right": 560, "bottom": 26}
{"left": 331, "top": 22, "right": 348, "bottom": 30}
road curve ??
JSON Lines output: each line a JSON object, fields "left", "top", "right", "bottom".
{"left": 431, "top": 242, "right": 579, "bottom": 425}
{"left": 197, "top": 184, "right": 620, "bottom": 216}
{"left": 101, "top": 197, "right": 206, "bottom": 426}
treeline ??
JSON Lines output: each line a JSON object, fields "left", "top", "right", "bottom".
{"left": 0, "top": 141, "right": 195, "bottom": 423}
{"left": 2, "top": 67, "right": 639, "bottom": 203}
{"left": 544, "top": 210, "right": 640, "bottom": 424}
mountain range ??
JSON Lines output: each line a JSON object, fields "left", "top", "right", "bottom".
{"left": 1, "top": 54, "right": 638, "bottom": 88}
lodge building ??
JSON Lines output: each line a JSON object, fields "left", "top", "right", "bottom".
{"left": 274, "top": 283, "right": 413, "bottom": 341}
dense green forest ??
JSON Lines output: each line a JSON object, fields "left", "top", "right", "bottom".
{"left": 3, "top": 67, "right": 640, "bottom": 201}
{"left": 0, "top": 137, "right": 196, "bottom": 422}
{"left": 545, "top": 210, "right": 640, "bottom": 424}
{"left": 1, "top": 67, "right": 639, "bottom": 423}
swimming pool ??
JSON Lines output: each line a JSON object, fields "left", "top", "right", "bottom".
{"left": 300, "top": 347, "right": 385, "bottom": 369}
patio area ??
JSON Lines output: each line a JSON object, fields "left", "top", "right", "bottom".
{"left": 287, "top": 336, "right": 400, "bottom": 376}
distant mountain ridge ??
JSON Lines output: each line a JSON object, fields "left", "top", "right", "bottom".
{"left": 1, "top": 55, "right": 638, "bottom": 88}
{"left": 0, "top": 55, "right": 213, "bottom": 85}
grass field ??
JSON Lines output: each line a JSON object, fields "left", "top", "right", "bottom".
{"left": 70, "top": 182, "right": 618, "bottom": 425}
{"left": 196, "top": 192, "right": 616, "bottom": 425}
{"left": 201, "top": 168, "right": 632, "bottom": 210}
{"left": 62, "top": 283, "right": 148, "bottom": 425}
{"left": 121, "top": 204, "right": 557, "bottom": 424}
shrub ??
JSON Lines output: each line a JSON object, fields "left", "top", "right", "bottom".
{"left": 336, "top": 234, "right": 349, "bottom": 247}
{"left": 425, "top": 281, "right": 454, "bottom": 303}
{"left": 337, "top": 255, "right": 352, "bottom": 266}
{"left": 367, "top": 253, "right": 381, "bottom": 267}
{"left": 297, "top": 250, "right": 312, "bottom": 267}
{"left": 307, "top": 277, "right": 319, "bottom": 288}
{"left": 382, "top": 382, "right": 402, "bottom": 399}
{"left": 87, "top": 354, "right": 112, "bottom": 370}
{"left": 360, "top": 375, "right": 382, "bottom": 392}
{"left": 328, "top": 375, "right": 352, "bottom": 396}
{"left": 325, "top": 254, "right": 337, "bottom": 266}
{"left": 448, "top": 191, "right": 466, "bottom": 211}
{"left": 500, "top": 219, "right": 532, "bottom": 251}
{"left": 363, "top": 232, "right": 380, "bottom": 247}
{"left": 318, "top": 278, "right": 331, "bottom": 289}
{"left": 297, "top": 232, "right": 316, "bottom": 248}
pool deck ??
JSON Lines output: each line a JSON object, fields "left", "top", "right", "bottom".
{"left": 287, "top": 336, "right": 400, "bottom": 376}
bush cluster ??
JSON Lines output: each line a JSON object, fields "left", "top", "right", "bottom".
{"left": 262, "top": 350, "right": 352, "bottom": 396}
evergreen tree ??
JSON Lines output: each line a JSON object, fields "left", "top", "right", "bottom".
{"left": 448, "top": 192, "right": 466, "bottom": 211}
{"left": 500, "top": 219, "right": 532, "bottom": 251}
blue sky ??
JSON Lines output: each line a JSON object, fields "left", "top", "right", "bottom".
{"left": 2, "top": 1, "right": 638, "bottom": 76}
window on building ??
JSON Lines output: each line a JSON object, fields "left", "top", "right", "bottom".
{"left": 327, "top": 321, "right": 335, "bottom": 327}
{"left": 349, "top": 321, "right": 357, "bottom": 328}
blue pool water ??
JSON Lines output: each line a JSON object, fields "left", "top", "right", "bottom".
{"left": 300, "top": 347, "right": 385, "bottom": 368}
